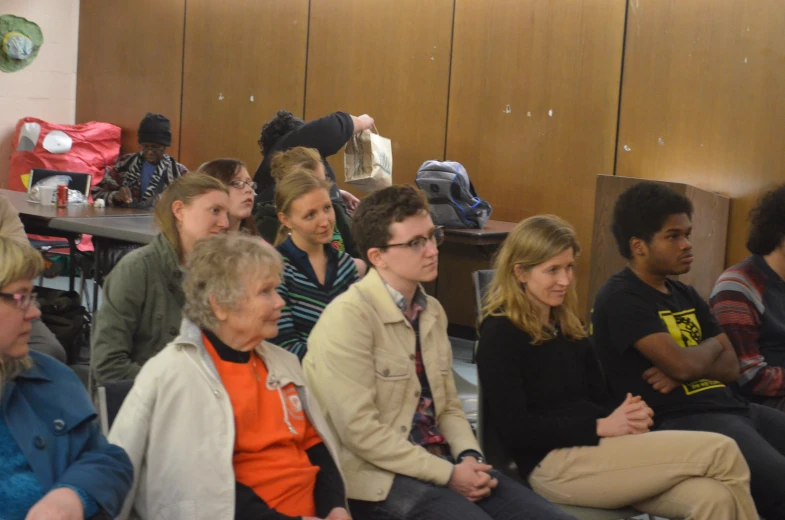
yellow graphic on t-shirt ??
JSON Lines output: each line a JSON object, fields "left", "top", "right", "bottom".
{"left": 658, "top": 309, "right": 725, "bottom": 395}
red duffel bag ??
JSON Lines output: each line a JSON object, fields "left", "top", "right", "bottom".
{"left": 8, "top": 117, "right": 121, "bottom": 193}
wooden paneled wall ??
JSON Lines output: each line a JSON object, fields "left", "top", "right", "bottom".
{"left": 616, "top": 0, "right": 785, "bottom": 269}
{"left": 305, "top": 0, "right": 455, "bottom": 193}
{"left": 445, "top": 0, "right": 626, "bottom": 318}
{"left": 179, "top": 0, "right": 310, "bottom": 171}
{"left": 75, "top": 0, "right": 785, "bottom": 322}
{"left": 76, "top": 0, "right": 185, "bottom": 156}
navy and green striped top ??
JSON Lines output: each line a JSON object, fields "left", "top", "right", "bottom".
{"left": 272, "top": 237, "right": 360, "bottom": 360}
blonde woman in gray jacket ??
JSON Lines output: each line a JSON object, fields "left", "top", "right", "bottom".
{"left": 109, "top": 233, "right": 349, "bottom": 520}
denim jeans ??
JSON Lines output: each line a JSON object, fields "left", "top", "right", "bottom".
{"left": 657, "top": 403, "right": 785, "bottom": 520}
{"left": 348, "top": 470, "right": 576, "bottom": 520}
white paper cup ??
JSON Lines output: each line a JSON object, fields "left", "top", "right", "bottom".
{"left": 39, "top": 185, "right": 56, "bottom": 206}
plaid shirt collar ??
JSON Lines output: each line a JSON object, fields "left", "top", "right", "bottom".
{"left": 384, "top": 281, "right": 428, "bottom": 322}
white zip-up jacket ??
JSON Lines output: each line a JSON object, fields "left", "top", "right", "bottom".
{"left": 108, "top": 318, "right": 346, "bottom": 520}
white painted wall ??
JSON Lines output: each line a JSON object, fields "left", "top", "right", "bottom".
{"left": 0, "top": 0, "right": 80, "bottom": 187}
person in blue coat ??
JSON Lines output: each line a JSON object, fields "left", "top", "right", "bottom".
{"left": 0, "top": 236, "right": 133, "bottom": 520}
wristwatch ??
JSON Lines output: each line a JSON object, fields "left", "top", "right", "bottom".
{"left": 457, "top": 450, "right": 485, "bottom": 464}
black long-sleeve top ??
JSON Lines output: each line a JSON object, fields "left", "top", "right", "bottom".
{"left": 477, "top": 315, "right": 617, "bottom": 478}
{"left": 253, "top": 111, "right": 354, "bottom": 202}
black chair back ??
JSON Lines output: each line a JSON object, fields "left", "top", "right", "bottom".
{"left": 97, "top": 379, "right": 134, "bottom": 435}
{"left": 472, "top": 269, "right": 517, "bottom": 474}
{"left": 471, "top": 269, "right": 496, "bottom": 322}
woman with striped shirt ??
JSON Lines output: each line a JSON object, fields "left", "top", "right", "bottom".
{"left": 271, "top": 169, "right": 359, "bottom": 360}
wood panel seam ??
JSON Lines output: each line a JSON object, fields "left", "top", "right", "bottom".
{"left": 612, "top": 0, "right": 631, "bottom": 177}
{"left": 302, "top": 0, "right": 312, "bottom": 119}
{"left": 177, "top": 0, "right": 189, "bottom": 161}
{"left": 442, "top": 0, "right": 457, "bottom": 161}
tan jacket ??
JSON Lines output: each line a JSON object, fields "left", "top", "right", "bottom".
{"left": 109, "top": 318, "right": 345, "bottom": 520}
{"left": 303, "top": 269, "right": 479, "bottom": 502}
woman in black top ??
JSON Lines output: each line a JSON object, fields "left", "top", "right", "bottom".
{"left": 477, "top": 215, "right": 757, "bottom": 520}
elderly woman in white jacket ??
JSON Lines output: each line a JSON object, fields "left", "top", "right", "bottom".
{"left": 109, "top": 232, "right": 350, "bottom": 520}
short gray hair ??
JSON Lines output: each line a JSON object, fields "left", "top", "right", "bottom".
{"left": 183, "top": 233, "right": 283, "bottom": 330}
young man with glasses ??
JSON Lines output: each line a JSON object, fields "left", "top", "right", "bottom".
{"left": 303, "top": 185, "right": 574, "bottom": 520}
{"left": 92, "top": 113, "right": 188, "bottom": 208}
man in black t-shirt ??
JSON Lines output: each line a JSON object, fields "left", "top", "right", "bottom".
{"left": 253, "top": 110, "right": 374, "bottom": 205}
{"left": 591, "top": 181, "right": 785, "bottom": 520}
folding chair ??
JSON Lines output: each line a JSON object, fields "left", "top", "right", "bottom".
{"left": 471, "top": 270, "right": 496, "bottom": 363}
{"left": 96, "top": 379, "right": 135, "bottom": 436}
{"left": 27, "top": 169, "right": 93, "bottom": 294}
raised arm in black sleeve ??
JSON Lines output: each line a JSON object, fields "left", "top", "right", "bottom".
{"left": 254, "top": 111, "right": 354, "bottom": 200}
{"left": 279, "top": 112, "right": 355, "bottom": 162}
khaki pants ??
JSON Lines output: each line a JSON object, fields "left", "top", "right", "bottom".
{"left": 528, "top": 430, "right": 757, "bottom": 520}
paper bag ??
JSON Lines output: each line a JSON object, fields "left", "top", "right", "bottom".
{"left": 344, "top": 125, "right": 392, "bottom": 193}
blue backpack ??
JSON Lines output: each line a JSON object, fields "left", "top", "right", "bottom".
{"left": 415, "top": 160, "right": 492, "bottom": 229}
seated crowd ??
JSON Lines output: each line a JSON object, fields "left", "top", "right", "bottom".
{"left": 5, "top": 109, "right": 785, "bottom": 519}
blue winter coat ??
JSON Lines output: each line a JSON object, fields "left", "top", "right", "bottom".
{"left": 2, "top": 351, "right": 133, "bottom": 516}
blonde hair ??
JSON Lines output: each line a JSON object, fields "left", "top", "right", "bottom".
{"left": 480, "top": 215, "right": 586, "bottom": 344}
{"left": 0, "top": 237, "right": 42, "bottom": 391}
{"left": 0, "top": 236, "right": 44, "bottom": 288}
{"left": 183, "top": 232, "right": 283, "bottom": 330}
{"left": 154, "top": 173, "right": 229, "bottom": 260}
{"left": 273, "top": 169, "right": 333, "bottom": 246}
{"left": 270, "top": 146, "right": 323, "bottom": 183}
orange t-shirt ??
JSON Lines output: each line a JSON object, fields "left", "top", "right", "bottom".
{"left": 204, "top": 334, "right": 322, "bottom": 517}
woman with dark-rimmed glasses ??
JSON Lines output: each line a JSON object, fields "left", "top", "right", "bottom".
{"left": 198, "top": 158, "right": 260, "bottom": 235}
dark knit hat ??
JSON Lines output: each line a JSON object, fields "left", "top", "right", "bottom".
{"left": 137, "top": 113, "right": 172, "bottom": 146}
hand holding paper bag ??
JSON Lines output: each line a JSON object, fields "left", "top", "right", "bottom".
{"left": 344, "top": 125, "right": 392, "bottom": 193}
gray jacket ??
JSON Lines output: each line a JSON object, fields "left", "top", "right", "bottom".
{"left": 92, "top": 233, "right": 184, "bottom": 383}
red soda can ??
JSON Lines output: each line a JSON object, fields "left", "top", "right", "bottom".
{"left": 57, "top": 185, "right": 68, "bottom": 207}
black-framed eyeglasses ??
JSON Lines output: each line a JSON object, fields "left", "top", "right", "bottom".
{"left": 229, "top": 179, "right": 258, "bottom": 191}
{"left": 382, "top": 226, "right": 444, "bottom": 253}
{"left": 0, "top": 291, "right": 38, "bottom": 311}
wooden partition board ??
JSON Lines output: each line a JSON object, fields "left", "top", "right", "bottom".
{"left": 445, "top": 0, "right": 627, "bottom": 317}
{"left": 587, "top": 175, "right": 730, "bottom": 321}
{"left": 304, "top": 0, "right": 455, "bottom": 194}
{"left": 179, "top": 0, "right": 310, "bottom": 172}
{"left": 76, "top": 0, "right": 185, "bottom": 158}
{"left": 616, "top": 0, "right": 785, "bottom": 270}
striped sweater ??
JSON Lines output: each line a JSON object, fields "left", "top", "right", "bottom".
{"left": 272, "top": 238, "right": 359, "bottom": 360}
{"left": 710, "top": 255, "right": 785, "bottom": 399}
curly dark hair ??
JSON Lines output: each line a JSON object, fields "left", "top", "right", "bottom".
{"left": 747, "top": 184, "right": 785, "bottom": 255}
{"left": 258, "top": 110, "right": 305, "bottom": 157}
{"left": 611, "top": 181, "right": 694, "bottom": 259}
{"left": 352, "top": 185, "right": 431, "bottom": 266}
